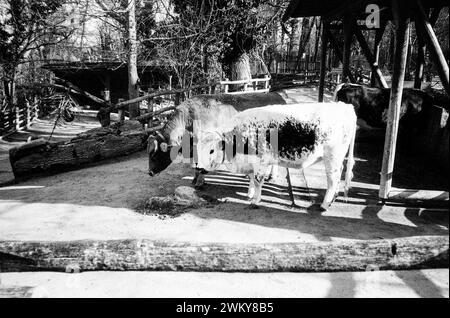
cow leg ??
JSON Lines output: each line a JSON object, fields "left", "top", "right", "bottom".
{"left": 265, "top": 165, "right": 278, "bottom": 182}
{"left": 247, "top": 172, "right": 256, "bottom": 198}
{"left": 193, "top": 168, "right": 207, "bottom": 188}
{"left": 250, "top": 174, "right": 265, "bottom": 207}
{"left": 285, "top": 168, "right": 296, "bottom": 206}
{"left": 321, "top": 146, "right": 346, "bottom": 211}
{"left": 192, "top": 169, "right": 200, "bottom": 185}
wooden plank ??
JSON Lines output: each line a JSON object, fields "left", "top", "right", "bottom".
{"left": 220, "top": 78, "right": 270, "bottom": 85}
{"left": 342, "top": 14, "right": 354, "bottom": 82}
{"left": 226, "top": 88, "right": 270, "bottom": 95}
{"left": 389, "top": 189, "right": 449, "bottom": 201}
{"left": 0, "top": 236, "right": 447, "bottom": 272}
{"left": 353, "top": 24, "right": 389, "bottom": 88}
{"left": 0, "top": 286, "right": 35, "bottom": 298}
{"left": 414, "top": 0, "right": 449, "bottom": 95}
{"left": 135, "top": 106, "right": 177, "bottom": 123}
{"left": 55, "top": 77, "right": 108, "bottom": 106}
{"left": 371, "top": 23, "right": 387, "bottom": 86}
{"left": 114, "top": 83, "right": 217, "bottom": 110}
{"left": 414, "top": 27, "right": 427, "bottom": 89}
{"left": 379, "top": 0, "right": 411, "bottom": 200}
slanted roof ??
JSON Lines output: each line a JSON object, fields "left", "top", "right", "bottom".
{"left": 282, "top": 0, "right": 448, "bottom": 21}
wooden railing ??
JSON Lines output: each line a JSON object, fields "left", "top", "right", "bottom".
{"left": 219, "top": 75, "right": 271, "bottom": 95}
{"left": 0, "top": 102, "right": 39, "bottom": 137}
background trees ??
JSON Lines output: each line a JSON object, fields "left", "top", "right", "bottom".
{"left": 0, "top": 0, "right": 448, "bottom": 114}
{"left": 0, "top": 0, "right": 73, "bottom": 111}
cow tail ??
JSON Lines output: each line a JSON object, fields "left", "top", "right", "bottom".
{"left": 344, "top": 120, "right": 356, "bottom": 199}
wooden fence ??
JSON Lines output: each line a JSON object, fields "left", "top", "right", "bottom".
{"left": 0, "top": 102, "right": 39, "bottom": 137}
{"left": 0, "top": 75, "right": 271, "bottom": 135}
{"left": 134, "top": 76, "right": 271, "bottom": 128}
{"left": 219, "top": 75, "right": 271, "bottom": 94}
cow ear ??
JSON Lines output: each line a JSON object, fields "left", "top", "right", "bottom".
{"left": 160, "top": 142, "right": 168, "bottom": 152}
{"left": 147, "top": 135, "right": 158, "bottom": 154}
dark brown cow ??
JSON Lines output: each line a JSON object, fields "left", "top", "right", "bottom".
{"left": 334, "top": 83, "right": 435, "bottom": 129}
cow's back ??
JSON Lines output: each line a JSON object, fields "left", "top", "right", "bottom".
{"left": 233, "top": 102, "right": 356, "bottom": 131}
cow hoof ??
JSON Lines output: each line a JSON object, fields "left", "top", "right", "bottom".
{"left": 249, "top": 203, "right": 260, "bottom": 209}
{"left": 194, "top": 174, "right": 206, "bottom": 188}
{"left": 194, "top": 183, "right": 205, "bottom": 190}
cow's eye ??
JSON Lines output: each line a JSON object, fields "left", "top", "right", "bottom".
{"left": 210, "top": 149, "right": 214, "bottom": 154}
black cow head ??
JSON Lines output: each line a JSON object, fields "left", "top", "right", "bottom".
{"left": 147, "top": 132, "right": 173, "bottom": 176}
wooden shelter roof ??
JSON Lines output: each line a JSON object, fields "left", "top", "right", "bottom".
{"left": 282, "top": 0, "right": 448, "bottom": 21}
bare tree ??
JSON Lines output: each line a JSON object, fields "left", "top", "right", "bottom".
{"left": 0, "top": 0, "right": 73, "bottom": 111}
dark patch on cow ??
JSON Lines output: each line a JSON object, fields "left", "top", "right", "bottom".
{"left": 276, "top": 118, "right": 326, "bottom": 160}
{"left": 224, "top": 117, "right": 327, "bottom": 161}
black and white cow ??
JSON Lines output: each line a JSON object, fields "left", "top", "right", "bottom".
{"left": 195, "top": 102, "right": 357, "bottom": 211}
{"left": 147, "top": 92, "right": 300, "bottom": 186}
{"left": 334, "top": 83, "right": 435, "bottom": 130}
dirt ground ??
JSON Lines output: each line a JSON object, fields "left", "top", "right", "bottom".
{"left": 0, "top": 87, "right": 448, "bottom": 244}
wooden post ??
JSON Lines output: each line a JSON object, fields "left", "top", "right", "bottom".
{"left": 264, "top": 75, "right": 270, "bottom": 90}
{"left": 414, "top": 28, "right": 426, "bottom": 89}
{"left": 34, "top": 96, "right": 39, "bottom": 119}
{"left": 353, "top": 24, "right": 389, "bottom": 88}
{"left": 224, "top": 78, "right": 229, "bottom": 93}
{"left": 147, "top": 97, "right": 154, "bottom": 128}
{"left": 414, "top": 0, "right": 449, "bottom": 95}
{"left": 15, "top": 107, "right": 20, "bottom": 131}
{"left": 26, "top": 101, "right": 31, "bottom": 129}
{"left": 371, "top": 25, "right": 385, "bottom": 86}
{"left": 342, "top": 15, "right": 353, "bottom": 82}
{"left": 318, "top": 20, "right": 329, "bottom": 102}
{"left": 118, "top": 98, "right": 125, "bottom": 123}
{"left": 379, "top": 0, "right": 410, "bottom": 200}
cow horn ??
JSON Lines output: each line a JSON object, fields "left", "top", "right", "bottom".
{"left": 147, "top": 135, "right": 158, "bottom": 154}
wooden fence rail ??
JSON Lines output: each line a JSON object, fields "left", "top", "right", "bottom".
{"left": 0, "top": 102, "right": 39, "bottom": 137}
{"left": 219, "top": 75, "right": 271, "bottom": 94}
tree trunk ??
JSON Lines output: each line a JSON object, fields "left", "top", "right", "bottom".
{"left": 230, "top": 52, "right": 252, "bottom": 91}
{"left": 4, "top": 66, "right": 17, "bottom": 111}
{"left": 0, "top": 236, "right": 447, "bottom": 272}
{"left": 295, "top": 17, "right": 315, "bottom": 72}
{"left": 127, "top": 0, "right": 140, "bottom": 119}
{"left": 313, "top": 19, "right": 322, "bottom": 62}
{"left": 9, "top": 121, "right": 147, "bottom": 179}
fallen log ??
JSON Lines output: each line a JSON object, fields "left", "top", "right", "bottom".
{"left": 0, "top": 236, "right": 447, "bottom": 272}
{"left": 9, "top": 120, "right": 148, "bottom": 179}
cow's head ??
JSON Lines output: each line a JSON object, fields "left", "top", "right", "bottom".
{"left": 147, "top": 132, "right": 173, "bottom": 176}
{"left": 195, "top": 131, "right": 225, "bottom": 172}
